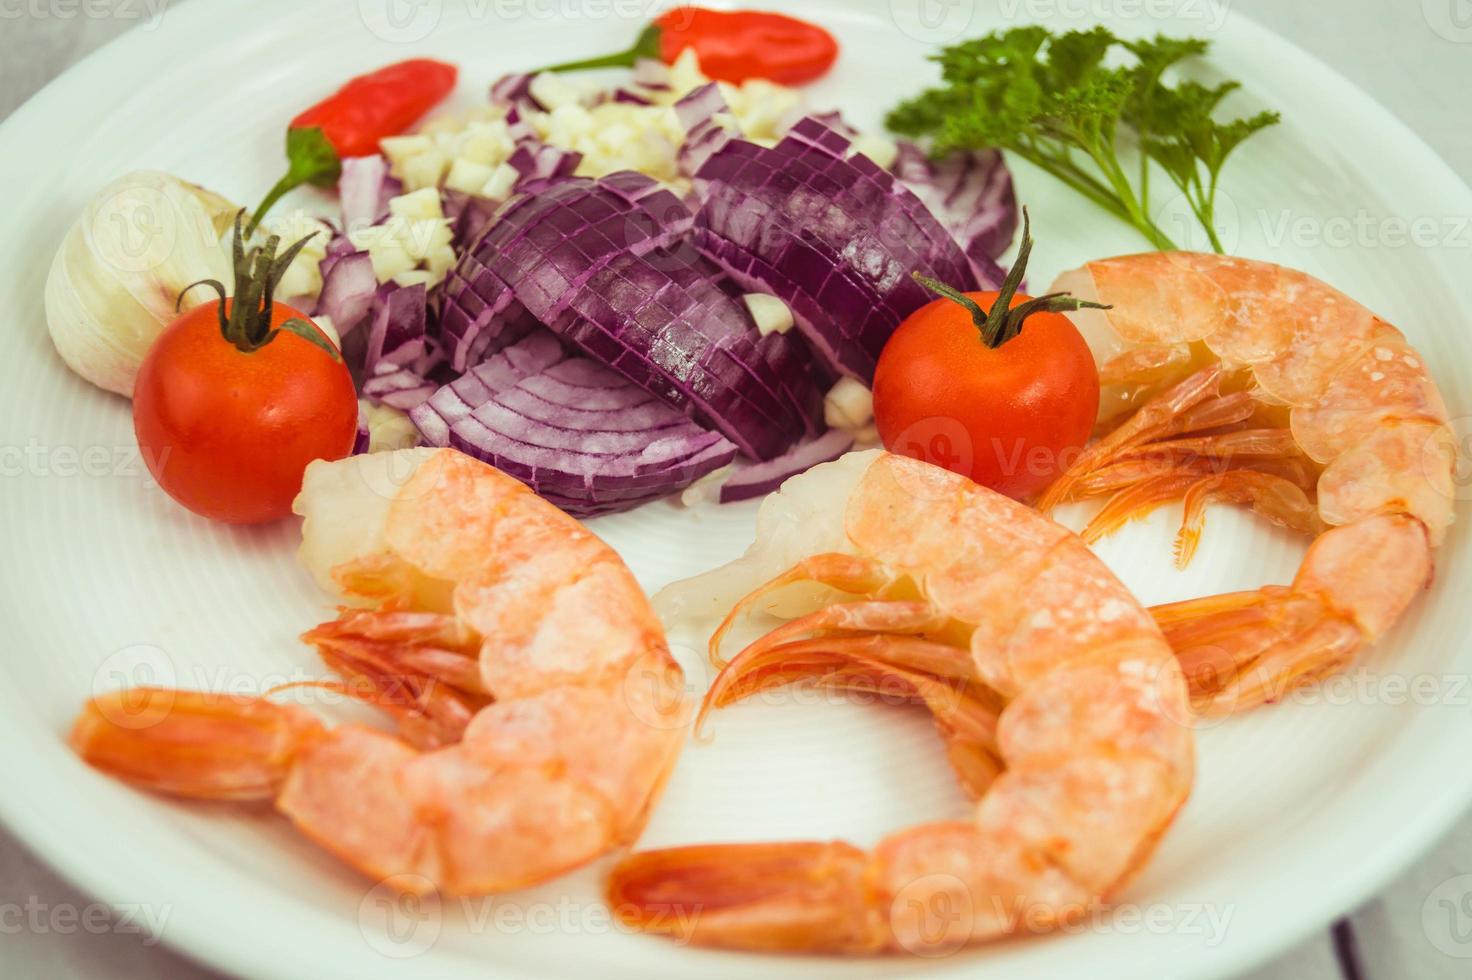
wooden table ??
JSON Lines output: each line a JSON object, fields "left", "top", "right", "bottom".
{"left": 2, "top": 1, "right": 1468, "bottom": 976}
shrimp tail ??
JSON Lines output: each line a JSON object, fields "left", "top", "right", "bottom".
{"left": 1153, "top": 514, "right": 1430, "bottom": 712}
{"left": 607, "top": 841, "right": 884, "bottom": 954}
{"left": 302, "top": 608, "right": 491, "bottom": 749}
{"left": 708, "top": 554, "right": 899, "bottom": 667}
{"left": 700, "top": 629, "right": 1003, "bottom": 796}
{"left": 1036, "top": 364, "right": 1224, "bottom": 511}
{"left": 70, "top": 689, "right": 325, "bottom": 801}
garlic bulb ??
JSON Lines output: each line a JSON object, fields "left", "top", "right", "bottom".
{"left": 358, "top": 400, "right": 421, "bottom": 453}
{"left": 45, "top": 171, "right": 239, "bottom": 397}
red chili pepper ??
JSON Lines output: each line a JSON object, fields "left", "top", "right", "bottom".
{"left": 249, "top": 59, "right": 458, "bottom": 234}
{"left": 532, "top": 8, "right": 838, "bottom": 86}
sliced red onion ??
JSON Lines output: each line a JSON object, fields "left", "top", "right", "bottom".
{"left": 892, "top": 140, "right": 1017, "bottom": 282}
{"left": 439, "top": 175, "right": 691, "bottom": 372}
{"left": 489, "top": 73, "right": 543, "bottom": 115}
{"left": 363, "top": 282, "right": 429, "bottom": 372}
{"left": 675, "top": 83, "right": 736, "bottom": 181}
{"left": 806, "top": 110, "right": 858, "bottom": 139}
{"left": 441, "top": 173, "right": 818, "bottom": 458}
{"left": 312, "top": 250, "right": 376, "bottom": 338}
{"left": 718, "top": 429, "right": 856, "bottom": 503}
{"left": 631, "top": 58, "right": 672, "bottom": 90}
{"left": 505, "top": 143, "right": 583, "bottom": 185}
{"left": 441, "top": 188, "right": 505, "bottom": 251}
{"left": 352, "top": 407, "right": 371, "bottom": 455}
{"left": 338, "top": 155, "right": 400, "bottom": 234}
{"left": 693, "top": 116, "right": 992, "bottom": 381}
{"left": 411, "top": 331, "right": 737, "bottom": 515}
{"left": 362, "top": 348, "right": 444, "bottom": 410}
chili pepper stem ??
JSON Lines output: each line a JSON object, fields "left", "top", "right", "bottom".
{"left": 246, "top": 175, "right": 296, "bottom": 239}
{"left": 529, "top": 24, "right": 662, "bottom": 75}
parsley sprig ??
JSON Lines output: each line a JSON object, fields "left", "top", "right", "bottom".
{"left": 886, "top": 26, "right": 1280, "bottom": 252}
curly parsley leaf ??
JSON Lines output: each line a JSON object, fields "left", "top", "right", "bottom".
{"left": 887, "top": 27, "right": 1279, "bottom": 253}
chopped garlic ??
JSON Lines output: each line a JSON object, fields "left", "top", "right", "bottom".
{"left": 360, "top": 400, "right": 422, "bottom": 453}
{"left": 348, "top": 224, "right": 417, "bottom": 282}
{"left": 392, "top": 269, "right": 436, "bottom": 288}
{"left": 850, "top": 134, "right": 899, "bottom": 171}
{"left": 667, "top": 47, "right": 709, "bottom": 97}
{"left": 380, "top": 134, "right": 434, "bottom": 169}
{"left": 388, "top": 187, "right": 444, "bottom": 222}
{"left": 261, "top": 210, "right": 332, "bottom": 301}
{"left": 529, "top": 72, "right": 593, "bottom": 111}
{"left": 458, "top": 121, "right": 514, "bottom": 164}
{"left": 400, "top": 147, "right": 449, "bottom": 191}
{"left": 743, "top": 293, "right": 794, "bottom": 336}
{"left": 678, "top": 463, "right": 735, "bottom": 507}
{"left": 312, "top": 314, "right": 340, "bottom": 347}
{"left": 425, "top": 245, "right": 458, "bottom": 281}
{"left": 401, "top": 219, "right": 454, "bottom": 262}
{"left": 481, "top": 162, "right": 521, "bottom": 202}
{"left": 374, "top": 49, "right": 903, "bottom": 214}
{"left": 445, "top": 158, "right": 496, "bottom": 195}
{"left": 351, "top": 190, "right": 458, "bottom": 288}
{"left": 824, "top": 377, "right": 875, "bottom": 432}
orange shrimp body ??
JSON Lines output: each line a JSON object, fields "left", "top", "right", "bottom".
{"left": 609, "top": 451, "right": 1194, "bottom": 953}
{"left": 71, "top": 448, "right": 689, "bottom": 895}
{"left": 1040, "top": 253, "right": 1454, "bottom": 712}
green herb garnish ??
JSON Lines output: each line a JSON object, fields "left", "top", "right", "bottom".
{"left": 886, "top": 26, "right": 1280, "bottom": 252}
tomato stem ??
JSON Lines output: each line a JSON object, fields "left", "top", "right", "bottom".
{"left": 179, "top": 212, "right": 336, "bottom": 360}
{"left": 912, "top": 207, "right": 1109, "bottom": 348}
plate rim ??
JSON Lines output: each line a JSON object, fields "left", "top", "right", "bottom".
{"left": 1, "top": 2, "right": 1470, "bottom": 979}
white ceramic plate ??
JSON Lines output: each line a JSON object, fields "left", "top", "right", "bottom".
{"left": 2, "top": 1, "right": 1469, "bottom": 977}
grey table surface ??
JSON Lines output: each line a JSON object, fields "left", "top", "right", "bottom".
{"left": 2, "top": 1, "right": 1470, "bottom": 977}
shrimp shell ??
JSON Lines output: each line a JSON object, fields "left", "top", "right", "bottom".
{"left": 611, "top": 451, "right": 1193, "bottom": 954}
{"left": 71, "top": 448, "right": 689, "bottom": 895}
{"left": 1044, "top": 253, "right": 1453, "bottom": 712}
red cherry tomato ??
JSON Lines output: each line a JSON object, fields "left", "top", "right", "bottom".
{"left": 872, "top": 216, "right": 1102, "bottom": 500}
{"left": 134, "top": 260, "right": 357, "bottom": 525}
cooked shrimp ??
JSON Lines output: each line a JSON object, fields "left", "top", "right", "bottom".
{"left": 71, "top": 447, "right": 689, "bottom": 895}
{"left": 610, "top": 451, "right": 1193, "bottom": 954}
{"left": 1038, "top": 253, "right": 1455, "bottom": 713}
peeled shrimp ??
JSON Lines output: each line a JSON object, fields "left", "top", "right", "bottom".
{"left": 1039, "top": 253, "right": 1455, "bottom": 713}
{"left": 71, "top": 447, "right": 689, "bottom": 895}
{"left": 611, "top": 451, "right": 1193, "bottom": 954}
